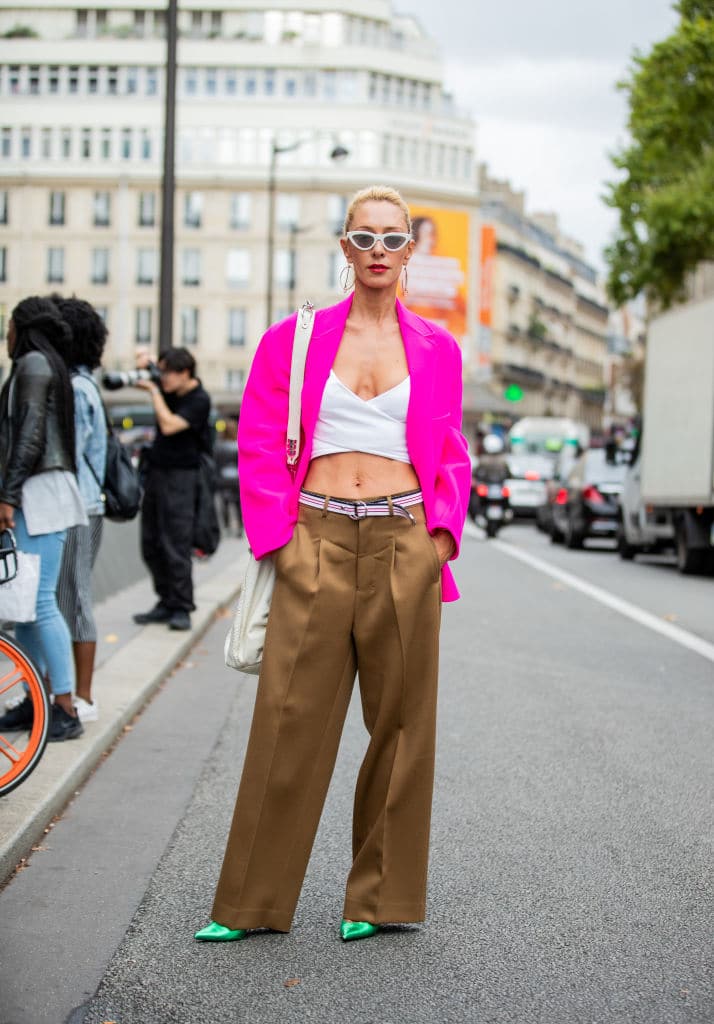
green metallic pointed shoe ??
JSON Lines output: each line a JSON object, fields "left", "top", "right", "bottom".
{"left": 194, "top": 920, "right": 247, "bottom": 942}
{"left": 340, "top": 918, "right": 380, "bottom": 942}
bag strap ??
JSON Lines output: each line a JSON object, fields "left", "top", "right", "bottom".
{"left": 286, "top": 301, "right": 315, "bottom": 469}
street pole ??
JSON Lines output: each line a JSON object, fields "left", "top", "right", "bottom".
{"left": 265, "top": 141, "right": 278, "bottom": 332}
{"left": 158, "top": 0, "right": 178, "bottom": 353}
{"left": 265, "top": 138, "right": 349, "bottom": 331}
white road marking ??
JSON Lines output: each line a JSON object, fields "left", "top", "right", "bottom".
{"left": 465, "top": 528, "right": 714, "bottom": 666}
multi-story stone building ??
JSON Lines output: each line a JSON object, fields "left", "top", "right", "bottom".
{"left": 477, "top": 166, "right": 610, "bottom": 429}
{"left": 0, "top": 0, "right": 479, "bottom": 400}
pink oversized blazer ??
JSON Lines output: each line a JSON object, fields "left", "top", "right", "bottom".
{"left": 238, "top": 295, "right": 472, "bottom": 601}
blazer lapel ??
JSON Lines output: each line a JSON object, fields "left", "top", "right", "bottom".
{"left": 301, "top": 294, "right": 353, "bottom": 435}
{"left": 397, "top": 300, "right": 437, "bottom": 475}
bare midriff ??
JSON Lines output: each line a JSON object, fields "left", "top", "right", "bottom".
{"left": 302, "top": 451, "right": 421, "bottom": 500}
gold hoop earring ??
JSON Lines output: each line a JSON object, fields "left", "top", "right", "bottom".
{"left": 339, "top": 264, "right": 354, "bottom": 292}
{"left": 401, "top": 265, "right": 409, "bottom": 294}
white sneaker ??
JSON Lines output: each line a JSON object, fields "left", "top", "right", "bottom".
{"left": 73, "top": 696, "right": 99, "bottom": 722}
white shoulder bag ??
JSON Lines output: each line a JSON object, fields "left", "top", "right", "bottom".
{"left": 224, "top": 302, "right": 315, "bottom": 674}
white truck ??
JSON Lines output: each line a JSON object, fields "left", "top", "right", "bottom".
{"left": 619, "top": 295, "right": 714, "bottom": 573}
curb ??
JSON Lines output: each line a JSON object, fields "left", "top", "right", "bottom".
{"left": 0, "top": 557, "right": 245, "bottom": 885}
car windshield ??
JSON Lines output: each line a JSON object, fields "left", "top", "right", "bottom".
{"left": 584, "top": 449, "right": 628, "bottom": 483}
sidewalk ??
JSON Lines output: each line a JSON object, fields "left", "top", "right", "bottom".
{"left": 0, "top": 535, "right": 248, "bottom": 885}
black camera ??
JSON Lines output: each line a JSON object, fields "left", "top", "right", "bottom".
{"left": 102, "top": 364, "right": 161, "bottom": 391}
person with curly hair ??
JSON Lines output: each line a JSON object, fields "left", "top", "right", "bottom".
{"left": 50, "top": 295, "right": 108, "bottom": 723}
{"left": 0, "top": 296, "right": 87, "bottom": 741}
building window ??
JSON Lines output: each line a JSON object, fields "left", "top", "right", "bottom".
{"left": 146, "top": 68, "right": 158, "bottom": 95}
{"left": 68, "top": 66, "right": 80, "bottom": 93}
{"left": 21, "top": 128, "right": 31, "bottom": 158}
{"left": 81, "top": 128, "right": 92, "bottom": 159}
{"left": 0, "top": 191, "right": 8, "bottom": 225}
{"left": 91, "top": 248, "right": 110, "bottom": 285}
{"left": 9, "top": 66, "right": 20, "bottom": 94}
{"left": 229, "top": 193, "right": 251, "bottom": 229}
{"left": 185, "top": 67, "right": 198, "bottom": 95}
{"left": 48, "top": 66, "right": 60, "bottom": 93}
{"left": 184, "top": 191, "right": 203, "bottom": 228}
{"left": 205, "top": 69, "right": 217, "bottom": 95}
{"left": 95, "top": 306, "right": 108, "bottom": 325}
{"left": 100, "top": 128, "right": 112, "bottom": 159}
{"left": 264, "top": 69, "right": 275, "bottom": 95}
{"left": 107, "top": 67, "right": 119, "bottom": 95}
{"left": 226, "top": 249, "right": 250, "bottom": 287}
{"left": 29, "top": 66, "right": 40, "bottom": 95}
{"left": 93, "top": 191, "right": 111, "bottom": 227}
{"left": 227, "top": 308, "right": 246, "bottom": 346}
{"left": 276, "top": 194, "right": 299, "bottom": 230}
{"left": 88, "top": 66, "right": 99, "bottom": 94}
{"left": 327, "top": 194, "right": 347, "bottom": 234}
{"left": 126, "top": 67, "right": 139, "bottom": 95}
{"left": 121, "top": 128, "right": 132, "bottom": 160}
{"left": 182, "top": 248, "right": 201, "bottom": 286}
{"left": 225, "top": 70, "right": 237, "bottom": 95}
{"left": 137, "top": 249, "right": 157, "bottom": 285}
{"left": 140, "top": 130, "right": 152, "bottom": 160}
{"left": 1, "top": 128, "right": 11, "bottom": 158}
{"left": 274, "top": 249, "right": 292, "bottom": 287}
{"left": 61, "top": 129, "right": 72, "bottom": 158}
{"left": 134, "top": 9, "right": 146, "bottom": 36}
{"left": 225, "top": 369, "right": 245, "bottom": 392}
{"left": 41, "top": 127, "right": 52, "bottom": 159}
{"left": 138, "top": 191, "right": 156, "bottom": 227}
{"left": 49, "top": 191, "right": 65, "bottom": 226}
{"left": 135, "top": 307, "right": 152, "bottom": 344}
{"left": 0, "top": 247, "right": 7, "bottom": 284}
{"left": 181, "top": 306, "right": 199, "bottom": 346}
{"left": 47, "top": 247, "right": 65, "bottom": 283}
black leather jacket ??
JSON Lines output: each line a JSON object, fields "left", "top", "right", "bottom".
{"left": 0, "top": 351, "right": 74, "bottom": 507}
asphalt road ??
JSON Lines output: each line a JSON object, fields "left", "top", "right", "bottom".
{"left": 2, "top": 521, "right": 712, "bottom": 1024}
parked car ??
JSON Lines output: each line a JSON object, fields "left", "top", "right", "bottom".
{"left": 550, "top": 447, "right": 628, "bottom": 548}
{"left": 536, "top": 445, "right": 580, "bottom": 534}
{"left": 505, "top": 453, "right": 554, "bottom": 518}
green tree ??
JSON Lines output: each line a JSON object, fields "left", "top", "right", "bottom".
{"left": 604, "top": 1, "right": 714, "bottom": 309}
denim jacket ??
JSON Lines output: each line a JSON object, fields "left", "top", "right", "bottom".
{"left": 73, "top": 367, "right": 107, "bottom": 516}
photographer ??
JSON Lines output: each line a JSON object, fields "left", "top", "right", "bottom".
{"left": 131, "top": 347, "right": 211, "bottom": 632}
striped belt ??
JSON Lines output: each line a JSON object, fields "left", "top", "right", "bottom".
{"left": 299, "top": 488, "right": 423, "bottom": 523}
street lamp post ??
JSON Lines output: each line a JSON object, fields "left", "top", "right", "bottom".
{"left": 265, "top": 138, "right": 349, "bottom": 330}
{"left": 158, "top": 0, "right": 178, "bottom": 354}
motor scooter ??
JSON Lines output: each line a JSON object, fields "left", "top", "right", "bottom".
{"left": 471, "top": 480, "right": 513, "bottom": 538}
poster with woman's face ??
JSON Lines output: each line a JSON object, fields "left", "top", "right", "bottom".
{"left": 402, "top": 207, "right": 469, "bottom": 344}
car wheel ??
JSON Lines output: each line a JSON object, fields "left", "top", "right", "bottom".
{"left": 565, "top": 516, "right": 584, "bottom": 550}
{"left": 617, "top": 526, "right": 637, "bottom": 561}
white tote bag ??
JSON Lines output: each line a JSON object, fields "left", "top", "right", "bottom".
{"left": 224, "top": 301, "right": 314, "bottom": 675}
{"left": 0, "top": 530, "right": 40, "bottom": 624}
{"left": 224, "top": 551, "right": 275, "bottom": 675}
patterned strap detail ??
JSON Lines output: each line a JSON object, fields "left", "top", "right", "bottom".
{"left": 298, "top": 489, "right": 423, "bottom": 518}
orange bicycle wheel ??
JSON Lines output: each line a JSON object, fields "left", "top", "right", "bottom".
{"left": 0, "top": 632, "right": 51, "bottom": 797}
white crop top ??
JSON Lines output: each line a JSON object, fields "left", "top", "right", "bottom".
{"left": 311, "top": 370, "right": 411, "bottom": 463}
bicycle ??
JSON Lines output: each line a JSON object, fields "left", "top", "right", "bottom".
{"left": 0, "top": 530, "right": 51, "bottom": 796}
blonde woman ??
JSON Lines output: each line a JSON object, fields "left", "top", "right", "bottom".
{"left": 196, "top": 185, "right": 471, "bottom": 943}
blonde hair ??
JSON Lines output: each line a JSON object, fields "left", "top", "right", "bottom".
{"left": 343, "top": 185, "right": 412, "bottom": 235}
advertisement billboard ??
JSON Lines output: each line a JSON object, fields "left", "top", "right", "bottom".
{"left": 402, "top": 206, "right": 469, "bottom": 344}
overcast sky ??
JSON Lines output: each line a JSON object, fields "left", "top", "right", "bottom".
{"left": 398, "top": 0, "right": 679, "bottom": 270}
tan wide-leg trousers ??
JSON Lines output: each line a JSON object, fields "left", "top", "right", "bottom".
{"left": 212, "top": 499, "right": 443, "bottom": 932}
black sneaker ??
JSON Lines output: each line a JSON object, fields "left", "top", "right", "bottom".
{"left": 48, "top": 703, "right": 84, "bottom": 742}
{"left": 133, "top": 604, "right": 172, "bottom": 625}
{"left": 0, "top": 695, "right": 34, "bottom": 731}
{"left": 168, "top": 610, "right": 191, "bottom": 631}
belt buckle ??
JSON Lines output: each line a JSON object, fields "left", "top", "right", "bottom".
{"left": 348, "top": 500, "right": 369, "bottom": 521}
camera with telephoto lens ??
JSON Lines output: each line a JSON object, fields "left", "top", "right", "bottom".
{"left": 102, "top": 363, "right": 161, "bottom": 391}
